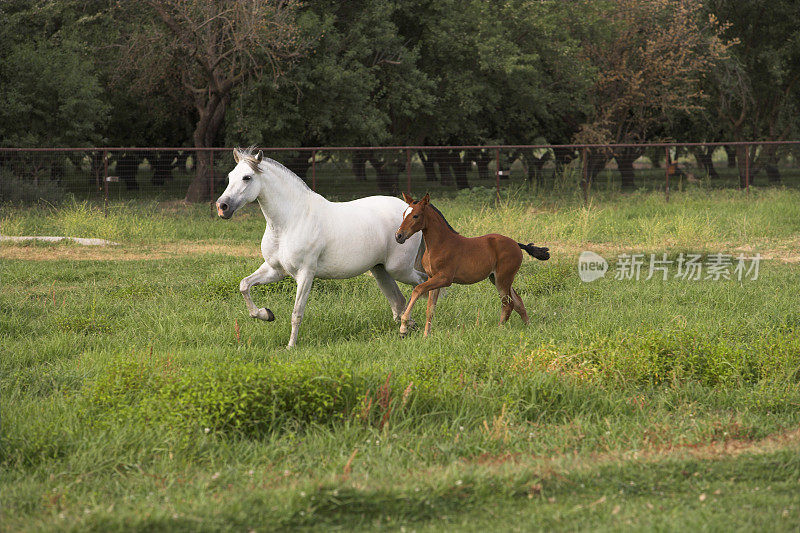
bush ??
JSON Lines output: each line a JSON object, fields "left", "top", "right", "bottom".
{"left": 83, "top": 358, "right": 366, "bottom": 436}
{"left": 0, "top": 169, "right": 68, "bottom": 205}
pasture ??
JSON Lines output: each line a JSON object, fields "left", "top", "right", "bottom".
{"left": 2, "top": 187, "right": 800, "bottom": 531}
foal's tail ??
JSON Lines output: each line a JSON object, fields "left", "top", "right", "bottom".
{"left": 518, "top": 242, "right": 550, "bottom": 261}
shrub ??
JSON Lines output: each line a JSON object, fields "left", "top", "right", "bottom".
{"left": 83, "top": 358, "right": 366, "bottom": 436}
{"left": 0, "top": 169, "right": 68, "bottom": 205}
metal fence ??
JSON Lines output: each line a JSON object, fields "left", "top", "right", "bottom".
{"left": 2, "top": 142, "right": 800, "bottom": 210}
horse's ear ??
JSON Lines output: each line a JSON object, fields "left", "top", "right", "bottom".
{"left": 420, "top": 193, "right": 430, "bottom": 205}
{"left": 255, "top": 150, "right": 263, "bottom": 163}
{"left": 233, "top": 149, "right": 240, "bottom": 164}
{"left": 402, "top": 192, "right": 414, "bottom": 204}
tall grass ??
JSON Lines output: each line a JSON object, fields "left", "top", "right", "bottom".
{"left": 2, "top": 189, "right": 800, "bottom": 531}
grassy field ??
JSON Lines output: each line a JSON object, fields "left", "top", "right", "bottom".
{"left": 2, "top": 187, "right": 800, "bottom": 531}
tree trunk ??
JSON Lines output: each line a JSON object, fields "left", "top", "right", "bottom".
{"left": 417, "top": 150, "right": 438, "bottom": 181}
{"left": 117, "top": 153, "right": 142, "bottom": 191}
{"left": 451, "top": 150, "right": 470, "bottom": 190}
{"left": 586, "top": 149, "right": 609, "bottom": 186}
{"left": 760, "top": 145, "right": 781, "bottom": 184}
{"left": 735, "top": 145, "right": 749, "bottom": 189}
{"left": 186, "top": 149, "right": 213, "bottom": 201}
{"left": 690, "top": 147, "right": 719, "bottom": 179}
{"left": 469, "top": 149, "right": 492, "bottom": 181}
{"left": 149, "top": 151, "right": 177, "bottom": 186}
{"left": 552, "top": 147, "right": 575, "bottom": 181}
{"left": 432, "top": 150, "right": 453, "bottom": 186}
{"left": 725, "top": 145, "right": 737, "bottom": 168}
{"left": 90, "top": 151, "right": 104, "bottom": 191}
{"left": 519, "top": 148, "right": 550, "bottom": 185}
{"left": 185, "top": 93, "right": 228, "bottom": 203}
{"left": 352, "top": 150, "right": 369, "bottom": 181}
{"left": 176, "top": 151, "right": 191, "bottom": 173}
{"left": 615, "top": 149, "right": 641, "bottom": 190}
{"left": 368, "top": 155, "right": 400, "bottom": 195}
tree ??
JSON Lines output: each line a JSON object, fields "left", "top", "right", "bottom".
{"left": 575, "top": 0, "right": 732, "bottom": 188}
{"left": 229, "top": 0, "right": 434, "bottom": 192}
{"left": 705, "top": 0, "right": 800, "bottom": 186}
{"left": 118, "top": 0, "right": 308, "bottom": 202}
{"left": 0, "top": 4, "right": 108, "bottom": 148}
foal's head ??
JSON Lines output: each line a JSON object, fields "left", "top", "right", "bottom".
{"left": 395, "top": 193, "right": 430, "bottom": 244}
{"left": 216, "top": 147, "right": 263, "bottom": 219}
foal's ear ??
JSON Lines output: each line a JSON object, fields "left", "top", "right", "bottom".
{"left": 255, "top": 150, "right": 263, "bottom": 163}
{"left": 233, "top": 149, "right": 241, "bottom": 164}
{"left": 402, "top": 192, "right": 414, "bottom": 204}
{"left": 420, "top": 193, "right": 430, "bottom": 205}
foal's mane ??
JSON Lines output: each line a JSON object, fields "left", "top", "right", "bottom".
{"left": 425, "top": 202, "right": 459, "bottom": 234}
{"left": 234, "top": 146, "right": 311, "bottom": 192}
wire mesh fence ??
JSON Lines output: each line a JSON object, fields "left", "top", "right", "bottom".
{"left": 2, "top": 143, "right": 800, "bottom": 209}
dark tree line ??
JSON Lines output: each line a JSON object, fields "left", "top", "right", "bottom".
{"left": 1, "top": 0, "right": 799, "bottom": 200}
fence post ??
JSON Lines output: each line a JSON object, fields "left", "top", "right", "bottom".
{"left": 665, "top": 146, "right": 670, "bottom": 203}
{"left": 495, "top": 147, "right": 500, "bottom": 199}
{"left": 745, "top": 144, "right": 750, "bottom": 195}
{"left": 103, "top": 149, "right": 109, "bottom": 218}
{"left": 209, "top": 149, "right": 214, "bottom": 203}
{"left": 311, "top": 150, "right": 317, "bottom": 191}
{"left": 581, "top": 147, "right": 589, "bottom": 207}
{"left": 406, "top": 148, "right": 411, "bottom": 195}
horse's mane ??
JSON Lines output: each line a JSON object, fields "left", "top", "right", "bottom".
{"left": 427, "top": 203, "right": 459, "bottom": 234}
{"left": 234, "top": 146, "right": 311, "bottom": 192}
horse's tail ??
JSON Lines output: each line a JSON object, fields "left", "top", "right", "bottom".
{"left": 518, "top": 242, "right": 550, "bottom": 261}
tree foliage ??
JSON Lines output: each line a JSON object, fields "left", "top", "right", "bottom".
{"left": 2, "top": 0, "right": 799, "bottom": 197}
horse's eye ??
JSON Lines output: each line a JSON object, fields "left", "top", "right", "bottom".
{"left": 413, "top": 215, "right": 419, "bottom": 219}
{"left": 243, "top": 175, "right": 252, "bottom": 181}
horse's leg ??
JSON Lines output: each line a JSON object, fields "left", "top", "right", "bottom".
{"left": 370, "top": 265, "right": 406, "bottom": 321}
{"left": 511, "top": 288, "right": 529, "bottom": 325}
{"left": 287, "top": 270, "right": 315, "bottom": 348}
{"left": 400, "top": 274, "right": 451, "bottom": 337}
{"left": 423, "top": 288, "right": 440, "bottom": 337}
{"left": 240, "top": 262, "right": 284, "bottom": 321}
{"left": 493, "top": 273, "right": 516, "bottom": 325}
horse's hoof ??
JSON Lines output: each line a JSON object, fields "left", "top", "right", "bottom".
{"left": 254, "top": 308, "right": 274, "bottom": 321}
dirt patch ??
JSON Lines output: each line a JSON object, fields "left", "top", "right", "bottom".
{"left": 4, "top": 237, "right": 799, "bottom": 263}
{"left": 462, "top": 424, "right": 800, "bottom": 473}
{"left": 1, "top": 235, "right": 119, "bottom": 246}
{"left": 0, "top": 241, "right": 258, "bottom": 261}
{"left": 543, "top": 239, "right": 800, "bottom": 263}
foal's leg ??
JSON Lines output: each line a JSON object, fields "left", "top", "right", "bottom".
{"left": 493, "top": 273, "right": 517, "bottom": 325}
{"left": 287, "top": 269, "right": 315, "bottom": 348}
{"left": 511, "top": 288, "right": 529, "bottom": 325}
{"left": 370, "top": 265, "right": 406, "bottom": 321}
{"left": 240, "top": 262, "right": 284, "bottom": 321}
{"left": 400, "top": 274, "right": 451, "bottom": 337}
{"left": 423, "top": 288, "right": 440, "bottom": 337}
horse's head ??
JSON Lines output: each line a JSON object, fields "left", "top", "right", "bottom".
{"left": 395, "top": 192, "right": 430, "bottom": 244}
{"left": 216, "top": 147, "right": 264, "bottom": 219}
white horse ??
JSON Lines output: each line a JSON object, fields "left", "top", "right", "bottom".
{"left": 215, "top": 147, "right": 426, "bottom": 347}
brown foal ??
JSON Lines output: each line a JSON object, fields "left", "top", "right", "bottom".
{"left": 394, "top": 193, "right": 550, "bottom": 337}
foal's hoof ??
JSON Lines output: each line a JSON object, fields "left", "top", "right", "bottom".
{"left": 253, "top": 308, "right": 274, "bottom": 321}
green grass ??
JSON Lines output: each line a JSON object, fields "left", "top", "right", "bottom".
{"left": 2, "top": 188, "right": 800, "bottom": 531}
